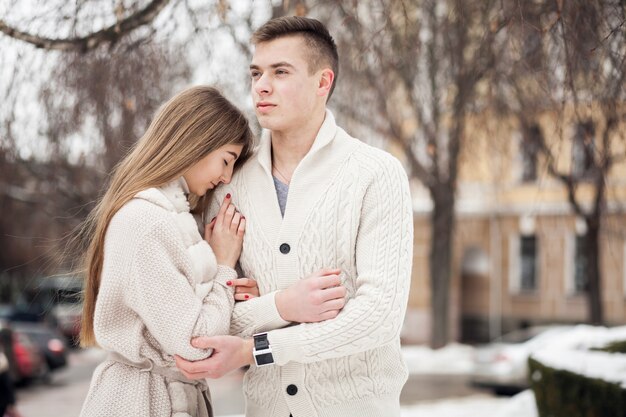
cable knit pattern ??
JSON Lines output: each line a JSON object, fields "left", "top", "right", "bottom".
{"left": 209, "top": 110, "right": 413, "bottom": 417}
{"left": 80, "top": 179, "right": 237, "bottom": 417}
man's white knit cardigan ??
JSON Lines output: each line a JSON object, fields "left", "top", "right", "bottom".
{"left": 210, "top": 110, "right": 414, "bottom": 417}
{"left": 80, "top": 179, "right": 237, "bottom": 417}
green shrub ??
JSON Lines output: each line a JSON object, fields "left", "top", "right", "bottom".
{"left": 529, "top": 357, "right": 626, "bottom": 417}
{"left": 592, "top": 340, "right": 626, "bottom": 354}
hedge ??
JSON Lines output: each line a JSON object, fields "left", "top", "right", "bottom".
{"left": 528, "top": 356, "right": 626, "bottom": 417}
{"left": 594, "top": 340, "right": 626, "bottom": 354}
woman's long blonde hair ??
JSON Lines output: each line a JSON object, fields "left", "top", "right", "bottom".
{"left": 79, "top": 86, "right": 253, "bottom": 347}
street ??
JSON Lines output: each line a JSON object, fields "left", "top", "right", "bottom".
{"left": 16, "top": 348, "right": 494, "bottom": 417}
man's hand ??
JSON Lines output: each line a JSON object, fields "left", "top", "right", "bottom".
{"left": 275, "top": 268, "right": 347, "bottom": 323}
{"left": 174, "top": 336, "right": 253, "bottom": 379}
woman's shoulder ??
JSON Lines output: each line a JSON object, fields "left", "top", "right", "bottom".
{"left": 108, "top": 197, "right": 174, "bottom": 241}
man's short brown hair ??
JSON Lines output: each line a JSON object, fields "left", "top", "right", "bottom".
{"left": 252, "top": 16, "right": 339, "bottom": 100}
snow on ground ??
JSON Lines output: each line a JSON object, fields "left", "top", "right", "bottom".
{"left": 220, "top": 391, "right": 538, "bottom": 417}
{"left": 398, "top": 343, "right": 540, "bottom": 416}
{"left": 401, "top": 390, "right": 537, "bottom": 417}
{"left": 402, "top": 343, "right": 475, "bottom": 375}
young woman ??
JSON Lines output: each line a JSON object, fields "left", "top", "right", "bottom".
{"left": 78, "top": 86, "right": 254, "bottom": 417}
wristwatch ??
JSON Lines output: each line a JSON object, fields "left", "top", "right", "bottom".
{"left": 253, "top": 332, "right": 274, "bottom": 366}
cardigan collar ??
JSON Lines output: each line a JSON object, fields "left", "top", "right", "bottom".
{"left": 134, "top": 177, "right": 190, "bottom": 213}
{"left": 256, "top": 109, "right": 338, "bottom": 177}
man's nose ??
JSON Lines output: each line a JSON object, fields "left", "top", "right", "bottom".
{"left": 255, "top": 73, "right": 271, "bottom": 95}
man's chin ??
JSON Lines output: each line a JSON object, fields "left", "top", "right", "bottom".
{"left": 257, "top": 117, "right": 284, "bottom": 132}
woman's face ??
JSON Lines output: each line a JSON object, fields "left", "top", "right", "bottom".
{"left": 183, "top": 144, "right": 243, "bottom": 196}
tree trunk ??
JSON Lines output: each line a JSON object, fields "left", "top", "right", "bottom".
{"left": 585, "top": 218, "right": 603, "bottom": 325}
{"left": 429, "top": 182, "right": 455, "bottom": 348}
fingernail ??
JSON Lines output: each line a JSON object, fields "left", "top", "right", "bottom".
{"left": 241, "top": 216, "right": 245, "bottom": 220}
{"left": 210, "top": 217, "right": 216, "bottom": 222}
{"left": 245, "top": 295, "right": 249, "bottom": 299}
{"left": 226, "top": 281, "right": 232, "bottom": 286}
{"left": 226, "top": 193, "right": 231, "bottom": 199}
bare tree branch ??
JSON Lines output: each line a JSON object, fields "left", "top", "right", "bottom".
{"left": 0, "top": 0, "right": 171, "bottom": 52}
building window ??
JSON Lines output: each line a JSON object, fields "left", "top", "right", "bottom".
{"left": 623, "top": 243, "right": 626, "bottom": 298}
{"left": 574, "top": 235, "right": 588, "bottom": 293}
{"left": 520, "top": 236, "right": 538, "bottom": 291}
{"left": 509, "top": 234, "right": 538, "bottom": 293}
{"left": 572, "top": 121, "right": 595, "bottom": 179}
{"left": 521, "top": 125, "right": 540, "bottom": 182}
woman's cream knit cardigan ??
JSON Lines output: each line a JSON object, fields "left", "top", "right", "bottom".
{"left": 210, "top": 111, "right": 414, "bottom": 417}
{"left": 80, "top": 179, "right": 237, "bottom": 417}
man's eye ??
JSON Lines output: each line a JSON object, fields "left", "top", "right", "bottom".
{"left": 224, "top": 159, "right": 229, "bottom": 166}
{"left": 251, "top": 71, "right": 261, "bottom": 79}
{"left": 276, "top": 69, "right": 287, "bottom": 75}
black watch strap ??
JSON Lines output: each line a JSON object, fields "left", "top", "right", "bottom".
{"left": 253, "top": 332, "right": 274, "bottom": 366}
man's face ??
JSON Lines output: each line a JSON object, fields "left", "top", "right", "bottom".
{"left": 250, "top": 35, "right": 322, "bottom": 133}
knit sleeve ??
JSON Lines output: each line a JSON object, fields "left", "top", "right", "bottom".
{"left": 229, "top": 291, "right": 290, "bottom": 337}
{"left": 124, "top": 219, "right": 236, "bottom": 361}
{"left": 266, "top": 156, "right": 413, "bottom": 365}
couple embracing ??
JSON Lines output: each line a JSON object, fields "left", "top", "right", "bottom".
{"left": 79, "top": 15, "right": 413, "bottom": 417}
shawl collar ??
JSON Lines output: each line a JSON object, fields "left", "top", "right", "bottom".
{"left": 256, "top": 110, "right": 339, "bottom": 178}
{"left": 134, "top": 177, "right": 190, "bottom": 213}
{"left": 242, "top": 109, "right": 357, "bottom": 245}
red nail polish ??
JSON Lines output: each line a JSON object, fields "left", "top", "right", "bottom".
{"left": 226, "top": 193, "right": 231, "bottom": 199}
{"left": 245, "top": 295, "right": 249, "bottom": 299}
{"left": 226, "top": 281, "right": 232, "bottom": 286}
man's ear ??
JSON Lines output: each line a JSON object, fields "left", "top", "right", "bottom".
{"left": 317, "top": 68, "right": 335, "bottom": 97}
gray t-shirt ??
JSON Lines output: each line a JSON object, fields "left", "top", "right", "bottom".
{"left": 272, "top": 175, "right": 289, "bottom": 217}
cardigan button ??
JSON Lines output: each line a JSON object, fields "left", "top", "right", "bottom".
{"left": 286, "top": 384, "right": 298, "bottom": 396}
{"left": 279, "top": 243, "right": 291, "bottom": 254}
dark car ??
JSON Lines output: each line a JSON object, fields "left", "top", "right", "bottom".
{"left": 33, "top": 275, "right": 83, "bottom": 345}
{"left": 0, "top": 304, "right": 44, "bottom": 323}
{"left": 0, "top": 322, "right": 15, "bottom": 374}
{"left": 9, "top": 325, "right": 46, "bottom": 384}
{"left": 12, "top": 322, "right": 68, "bottom": 374}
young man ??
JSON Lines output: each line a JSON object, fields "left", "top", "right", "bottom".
{"left": 176, "top": 16, "right": 414, "bottom": 417}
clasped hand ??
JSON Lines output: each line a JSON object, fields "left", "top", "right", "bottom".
{"left": 175, "top": 268, "right": 347, "bottom": 379}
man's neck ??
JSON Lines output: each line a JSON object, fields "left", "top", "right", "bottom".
{"left": 270, "top": 109, "right": 326, "bottom": 171}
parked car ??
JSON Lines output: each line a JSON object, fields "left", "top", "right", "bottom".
{"left": 10, "top": 326, "right": 46, "bottom": 385}
{"left": 36, "top": 275, "right": 83, "bottom": 345}
{"left": 0, "top": 321, "right": 15, "bottom": 375}
{"left": 0, "top": 304, "right": 44, "bottom": 323}
{"left": 12, "top": 322, "right": 68, "bottom": 374}
{"left": 469, "top": 325, "right": 574, "bottom": 395}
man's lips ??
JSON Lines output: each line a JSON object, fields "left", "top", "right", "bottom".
{"left": 256, "top": 102, "right": 276, "bottom": 112}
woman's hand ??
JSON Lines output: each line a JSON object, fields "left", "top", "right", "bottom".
{"left": 230, "top": 277, "right": 260, "bottom": 301}
{"left": 205, "top": 194, "right": 245, "bottom": 269}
